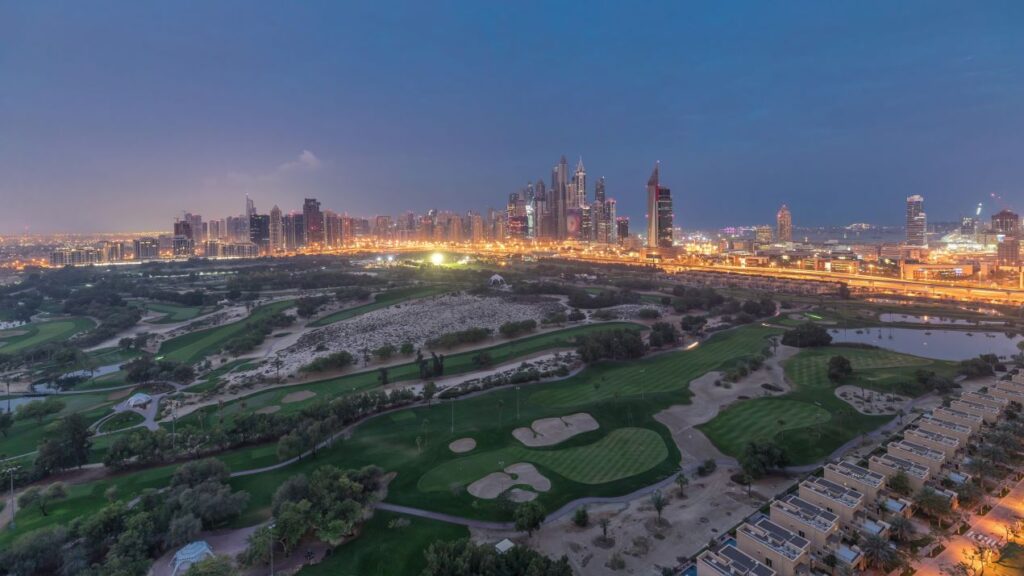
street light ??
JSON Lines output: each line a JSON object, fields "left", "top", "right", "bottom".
{"left": 268, "top": 522, "right": 276, "bottom": 576}
{"left": 4, "top": 465, "right": 18, "bottom": 531}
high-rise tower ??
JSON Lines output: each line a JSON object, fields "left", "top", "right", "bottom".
{"left": 776, "top": 204, "right": 792, "bottom": 243}
{"left": 303, "top": 198, "right": 324, "bottom": 246}
{"left": 906, "top": 195, "right": 926, "bottom": 246}
{"left": 646, "top": 162, "right": 673, "bottom": 249}
{"left": 269, "top": 205, "right": 283, "bottom": 253}
{"left": 555, "top": 155, "right": 569, "bottom": 239}
{"left": 573, "top": 157, "right": 587, "bottom": 207}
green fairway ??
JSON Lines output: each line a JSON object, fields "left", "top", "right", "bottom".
{"left": 307, "top": 286, "right": 450, "bottom": 327}
{"left": 143, "top": 301, "right": 205, "bottom": 323}
{"left": 97, "top": 410, "right": 145, "bottom": 432}
{"left": 530, "top": 324, "right": 780, "bottom": 407}
{"left": 158, "top": 300, "right": 295, "bottom": 364}
{"left": 0, "top": 392, "right": 118, "bottom": 459}
{"left": 699, "top": 345, "right": 956, "bottom": 464}
{"left": 173, "top": 321, "right": 643, "bottom": 429}
{"left": 0, "top": 317, "right": 95, "bottom": 354}
{"left": 418, "top": 427, "right": 667, "bottom": 491}
{"left": 297, "top": 511, "right": 468, "bottom": 576}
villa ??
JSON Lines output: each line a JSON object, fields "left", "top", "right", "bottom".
{"left": 697, "top": 544, "right": 777, "bottom": 576}
{"left": 869, "top": 454, "right": 930, "bottom": 492}
{"left": 798, "top": 476, "right": 864, "bottom": 529}
{"left": 917, "top": 413, "right": 973, "bottom": 444}
{"left": 903, "top": 427, "right": 961, "bottom": 459}
{"left": 823, "top": 461, "right": 886, "bottom": 503}
{"left": 960, "top": 391, "right": 1009, "bottom": 410}
{"left": 886, "top": 440, "right": 946, "bottom": 475}
{"left": 736, "top": 517, "right": 811, "bottom": 576}
{"left": 950, "top": 398, "right": 1001, "bottom": 424}
{"left": 931, "top": 407, "right": 984, "bottom": 433}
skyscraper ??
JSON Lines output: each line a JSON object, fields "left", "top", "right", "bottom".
{"left": 572, "top": 157, "right": 586, "bottom": 208}
{"left": 269, "top": 205, "right": 283, "bottom": 253}
{"left": 303, "top": 198, "right": 323, "bottom": 246}
{"left": 906, "top": 195, "right": 926, "bottom": 246}
{"left": 245, "top": 195, "right": 256, "bottom": 242}
{"left": 991, "top": 209, "right": 1020, "bottom": 236}
{"left": 555, "top": 155, "right": 569, "bottom": 240}
{"left": 646, "top": 162, "right": 673, "bottom": 249}
{"left": 776, "top": 204, "right": 792, "bottom": 243}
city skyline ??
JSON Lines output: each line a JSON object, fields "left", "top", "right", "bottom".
{"left": 3, "top": 1, "right": 1023, "bottom": 233}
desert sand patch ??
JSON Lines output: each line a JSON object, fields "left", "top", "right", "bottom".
{"left": 513, "top": 412, "right": 599, "bottom": 447}
{"left": 256, "top": 405, "right": 281, "bottom": 415}
{"left": 835, "top": 385, "right": 910, "bottom": 415}
{"left": 467, "top": 463, "right": 551, "bottom": 500}
{"left": 281, "top": 390, "right": 316, "bottom": 404}
{"left": 449, "top": 437, "right": 477, "bottom": 453}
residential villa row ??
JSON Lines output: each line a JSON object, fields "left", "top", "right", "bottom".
{"left": 694, "top": 377, "right": 1024, "bottom": 576}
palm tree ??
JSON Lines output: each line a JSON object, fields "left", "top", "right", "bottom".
{"left": 861, "top": 534, "right": 899, "bottom": 571}
{"left": 675, "top": 469, "right": 689, "bottom": 498}
{"left": 888, "top": 515, "right": 915, "bottom": 543}
{"left": 650, "top": 490, "right": 667, "bottom": 525}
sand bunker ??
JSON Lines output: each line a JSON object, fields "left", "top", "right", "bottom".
{"left": 835, "top": 385, "right": 909, "bottom": 415}
{"left": 106, "top": 388, "right": 133, "bottom": 401}
{"left": 513, "top": 412, "right": 599, "bottom": 447}
{"left": 507, "top": 488, "right": 538, "bottom": 502}
{"left": 448, "top": 437, "right": 477, "bottom": 453}
{"left": 467, "top": 463, "right": 551, "bottom": 500}
{"left": 281, "top": 390, "right": 316, "bottom": 404}
{"left": 256, "top": 405, "right": 281, "bottom": 415}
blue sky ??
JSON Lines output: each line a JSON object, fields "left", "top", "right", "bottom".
{"left": 2, "top": 1, "right": 1022, "bottom": 233}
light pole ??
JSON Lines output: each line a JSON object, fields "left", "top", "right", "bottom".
{"left": 4, "top": 465, "right": 18, "bottom": 531}
{"left": 515, "top": 386, "right": 520, "bottom": 420}
{"left": 268, "top": 522, "right": 276, "bottom": 576}
{"left": 450, "top": 399, "right": 454, "bottom": 434}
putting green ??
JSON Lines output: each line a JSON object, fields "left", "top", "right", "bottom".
{"left": 417, "top": 427, "right": 667, "bottom": 491}
{"left": 143, "top": 302, "right": 204, "bottom": 323}
{"left": 697, "top": 399, "right": 831, "bottom": 457}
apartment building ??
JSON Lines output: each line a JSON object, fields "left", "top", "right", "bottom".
{"left": 961, "top": 391, "right": 1010, "bottom": 411}
{"left": 990, "top": 383, "right": 1024, "bottom": 404}
{"left": 931, "top": 407, "right": 984, "bottom": 433}
{"left": 823, "top": 461, "right": 886, "bottom": 503}
{"left": 904, "top": 427, "right": 960, "bottom": 459}
{"left": 950, "top": 398, "right": 1001, "bottom": 424}
{"left": 869, "top": 454, "right": 930, "bottom": 492}
{"left": 917, "top": 414, "right": 973, "bottom": 444}
{"left": 769, "top": 495, "right": 840, "bottom": 556}
{"left": 886, "top": 440, "right": 946, "bottom": 475}
{"left": 697, "top": 545, "right": 777, "bottom": 576}
{"left": 798, "top": 477, "right": 864, "bottom": 529}
{"left": 736, "top": 518, "right": 811, "bottom": 576}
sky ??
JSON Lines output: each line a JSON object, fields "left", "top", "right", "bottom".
{"left": 2, "top": 1, "right": 1023, "bottom": 234}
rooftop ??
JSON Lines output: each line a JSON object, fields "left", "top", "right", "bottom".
{"left": 919, "top": 414, "right": 972, "bottom": 434}
{"left": 871, "top": 454, "right": 929, "bottom": 479}
{"left": 772, "top": 495, "right": 838, "bottom": 533}
{"left": 739, "top": 518, "right": 810, "bottom": 561}
{"left": 888, "top": 440, "right": 945, "bottom": 462}
{"left": 952, "top": 398, "right": 1000, "bottom": 414}
{"left": 826, "top": 461, "right": 884, "bottom": 488}
{"left": 699, "top": 545, "right": 777, "bottom": 576}
{"left": 801, "top": 476, "right": 864, "bottom": 508}
{"left": 933, "top": 407, "right": 984, "bottom": 423}
{"left": 905, "top": 427, "right": 960, "bottom": 449}
{"left": 962, "top": 391, "right": 1008, "bottom": 405}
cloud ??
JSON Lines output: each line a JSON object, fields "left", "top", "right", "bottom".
{"left": 278, "top": 150, "right": 321, "bottom": 172}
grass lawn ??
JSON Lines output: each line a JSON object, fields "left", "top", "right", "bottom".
{"left": 0, "top": 317, "right": 95, "bottom": 354}
{"left": 0, "top": 392, "right": 117, "bottom": 459}
{"left": 173, "top": 322, "right": 643, "bottom": 429}
{"left": 699, "top": 345, "right": 956, "bottom": 464}
{"left": 143, "top": 302, "right": 205, "bottom": 323}
{"left": 158, "top": 300, "right": 295, "bottom": 364}
{"left": 297, "top": 511, "right": 468, "bottom": 576}
{"left": 186, "top": 358, "right": 258, "bottom": 393}
{"left": 0, "top": 463, "right": 178, "bottom": 547}
{"left": 98, "top": 411, "right": 145, "bottom": 432}
{"left": 307, "top": 286, "right": 450, "bottom": 327}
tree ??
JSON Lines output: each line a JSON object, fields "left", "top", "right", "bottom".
{"left": 780, "top": 322, "right": 832, "bottom": 347}
{"left": 888, "top": 471, "right": 912, "bottom": 496}
{"left": 650, "top": 490, "right": 667, "bottom": 524}
{"left": 15, "top": 397, "right": 65, "bottom": 424}
{"left": 167, "top": 513, "right": 203, "bottom": 547}
{"left": 573, "top": 506, "right": 589, "bottom": 527}
{"left": 675, "top": 471, "right": 689, "bottom": 498}
{"left": 827, "top": 355, "right": 853, "bottom": 382}
{"left": 599, "top": 518, "right": 611, "bottom": 541}
{"left": 17, "top": 482, "right": 67, "bottom": 516}
{"left": 888, "top": 515, "right": 914, "bottom": 543}
{"left": 514, "top": 501, "right": 546, "bottom": 536}
{"left": 421, "top": 538, "right": 572, "bottom": 576}
{"left": 861, "top": 534, "right": 900, "bottom": 570}
{"left": 0, "top": 411, "right": 12, "bottom": 437}
{"left": 422, "top": 381, "right": 438, "bottom": 405}
{"left": 915, "top": 487, "right": 953, "bottom": 527}
{"left": 740, "top": 441, "right": 789, "bottom": 479}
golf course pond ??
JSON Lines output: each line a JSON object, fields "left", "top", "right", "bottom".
{"left": 832, "top": 327, "right": 1022, "bottom": 361}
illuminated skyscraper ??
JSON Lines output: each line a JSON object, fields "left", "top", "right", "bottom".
{"left": 906, "top": 195, "right": 926, "bottom": 246}
{"left": 991, "top": 209, "right": 1020, "bottom": 236}
{"left": 303, "top": 198, "right": 323, "bottom": 246}
{"left": 776, "top": 204, "right": 792, "bottom": 243}
{"left": 554, "top": 155, "right": 569, "bottom": 239}
{"left": 269, "top": 205, "right": 283, "bottom": 253}
{"left": 573, "top": 157, "right": 586, "bottom": 208}
{"left": 646, "top": 162, "right": 673, "bottom": 249}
